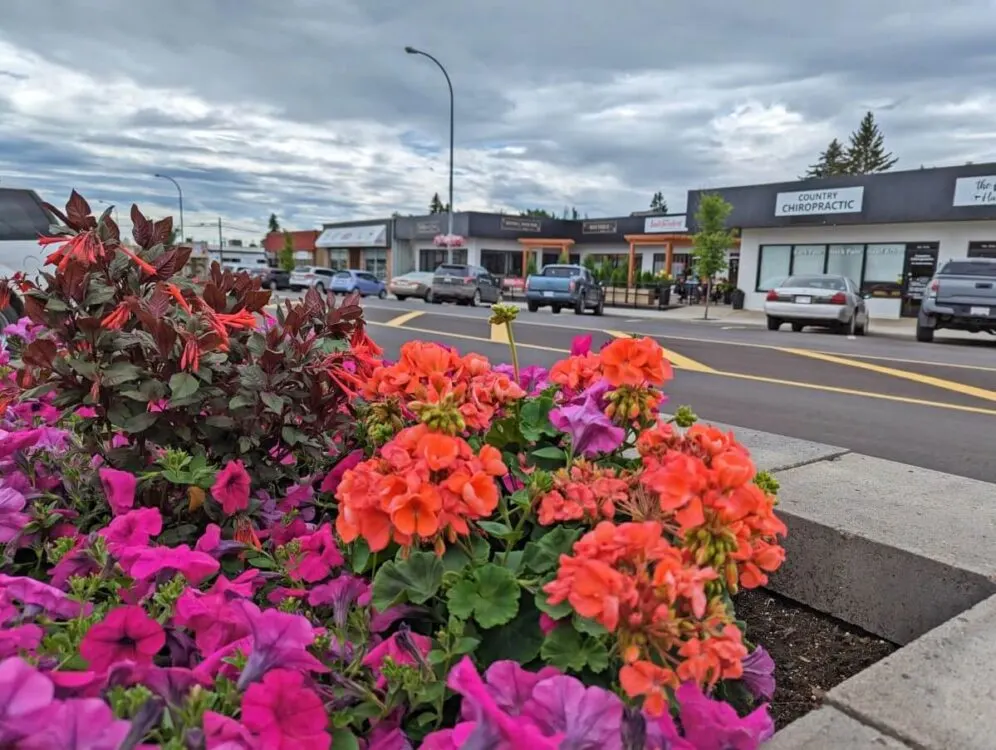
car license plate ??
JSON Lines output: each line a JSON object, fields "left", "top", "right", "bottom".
{"left": 543, "top": 291, "right": 554, "bottom": 298}
{"left": 795, "top": 295, "right": 812, "bottom": 304}
{"left": 970, "top": 306, "right": 990, "bottom": 316}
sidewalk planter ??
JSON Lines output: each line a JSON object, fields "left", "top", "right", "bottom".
{"left": 732, "top": 288, "right": 746, "bottom": 310}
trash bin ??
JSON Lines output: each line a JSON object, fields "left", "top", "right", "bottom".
{"left": 731, "top": 288, "right": 745, "bottom": 310}
{"left": 657, "top": 284, "right": 672, "bottom": 309}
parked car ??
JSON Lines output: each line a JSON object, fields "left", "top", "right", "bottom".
{"left": 389, "top": 271, "right": 435, "bottom": 302}
{"left": 917, "top": 258, "right": 996, "bottom": 342}
{"left": 430, "top": 264, "right": 502, "bottom": 306}
{"left": 764, "top": 274, "right": 868, "bottom": 334}
{"left": 524, "top": 264, "right": 604, "bottom": 315}
{"left": 0, "top": 188, "right": 55, "bottom": 325}
{"left": 256, "top": 266, "right": 291, "bottom": 291}
{"left": 330, "top": 269, "right": 387, "bottom": 298}
{"left": 289, "top": 265, "right": 335, "bottom": 293}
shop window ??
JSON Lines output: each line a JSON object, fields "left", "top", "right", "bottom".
{"left": 327, "top": 249, "right": 348, "bottom": 270}
{"left": 756, "top": 246, "right": 791, "bottom": 290}
{"left": 419, "top": 248, "right": 466, "bottom": 271}
{"left": 791, "top": 245, "right": 826, "bottom": 275}
{"left": 365, "top": 249, "right": 387, "bottom": 279}
{"left": 652, "top": 253, "right": 667, "bottom": 274}
{"left": 861, "top": 244, "right": 904, "bottom": 297}
{"left": 826, "top": 245, "right": 863, "bottom": 285}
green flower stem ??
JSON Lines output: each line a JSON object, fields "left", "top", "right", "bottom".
{"left": 500, "top": 495, "right": 534, "bottom": 566}
{"left": 505, "top": 321, "right": 520, "bottom": 383}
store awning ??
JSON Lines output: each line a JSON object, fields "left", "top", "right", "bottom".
{"left": 316, "top": 224, "right": 387, "bottom": 248}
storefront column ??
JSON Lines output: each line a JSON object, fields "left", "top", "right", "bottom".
{"left": 627, "top": 240, "right": 636, "bottom": 287}
{"left": 521, "top": 247, "right": 529, "bottom": 276}
{"left": 665, "top": 242, "right": 673, "bottom": 274}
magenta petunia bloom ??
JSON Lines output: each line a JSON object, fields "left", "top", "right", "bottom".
{"left": 174, "top": 582, "right": 253, "bottom": 656}
{"left": 211, "top": 460, "right": 251, "bottom": 515}
{"left": 549, "top": 399, "right": 624, "bottom": 457}
{"left": 0, "top": 486, "right": 29, "bottom": 544}
{"left": 17, "top": 697, "right": 132, "bottom": 750}
{"left": 97, "top": 467, "right": 137, "bottom": 516}
{"left": 421, "top": 722, "right": 476, "bottom": 750}
{"left": 307, "top": 574, "right": 370, "bottom": 628}
{"left": 319, "top": 450, "right": 364, "bottom": 495}
{"left": 0, "top": 657, "right": 55, "bottom": 745}
{"left": 74, "top": 406, "right": 98, "bottom": 419}
{"left": 676, "top": 681, "right": 775, "bottom": 749}
{"left": 203, "top": 710, "right": 256, "bottom": 749}
{"left": 99, "top": 507, "right": 162, "bottom": 555}
{"left": 570, "top": 334, "right": 593, "bottom": 356}
{"left": 0, "top": 574, "right": 85, "bottom": 620}
{"left": 524, "top": 674, "right": 624, "bottom": 746}
{"left": 740, "top": 645, "right": 776, "bottom": 701}
{"left": 241, "top": 669, "right": 331, "bottom": 750}
{"left": 362, "top": 632, "right": 432, "bottom": 690}
{"left": 79, "top": 606, "right": 166, "bottom": 673}
{"left": 0, "top": 624, "right": 42, "bottom": 659}
{"left": 286, "top": 524, "right": 344, "bottom": 583}
{"left": 49, "top": 539, "right": 100, "bottom": 590}
{"left": 477, "top": 661, "right": 560, "bottom": 718}
{"left": 538, "top": 613, "right": 559, "bottom": 636}
{"left": 230, "top": 599, "right": 327, "bottom": 688}
{"left": 0, "top": 429, "right": 43, "bottom": 459}
{"left": 124, "top": 544, "right": 220, "bottom": 585}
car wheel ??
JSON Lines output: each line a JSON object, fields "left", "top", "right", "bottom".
{"left": 471, "top": 290, "right": 481, "bottom": 307}
{"left": 551, "top": 305, "right": 562, "bottom": 314}
{"left": 791, "top": 322, "right": 804, "bottom": 332}
{"left": 574, "top": 298, "right": 585, "bottom": 315}
{"left": 916, "top": 323, "right": 935, "bottom": 343}
{"left": 431, "top": 295, "right": 442, "bottom": 304}
{"left": 268, "top": 280, "right": 278, "bottom": 291}
{"left": 594, "top": 298, "right": 605, "bottom": 316}
{"left": 527, "top": 301, "right": 539, "bottom": 312}
{"left": 766, "top": 316, "right": 781, "bottom": 331}
{"left": 856, "top": 315, "right": 868, "bottom": 336}
{"left": 315, "top": 283, "right": 325, "bottom": 294}
{"left": 378, "top": 289, "right": 387, "bottom": 299}
{"left": 396, "top": 295, "right": 408, "bottom": 302}
{"left": 424, "top": 290, "right": 434, "bottom": 303}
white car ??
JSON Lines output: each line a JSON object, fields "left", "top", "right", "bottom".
{"left": 764, "top": 274, "right": 869, "bottom": 335}
{"left": 289, "top": 265, "right": 335, "bottom": 293}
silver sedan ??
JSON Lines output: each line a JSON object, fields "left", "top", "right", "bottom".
{"left": 764, "top": 274, "right": 869, "bottom": 334}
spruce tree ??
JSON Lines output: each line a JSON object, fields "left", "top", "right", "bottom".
{"left": 845, "top": 112, "right": 898, "bottom": 174}
{"left": 267, "top": 213, "right": 280, "bottom": 233}
{"left": 803, "top": 138, "right": 849, "bottom": 178}
{"left": 650, "top": 191, "right": 668, "bottom": 213}
{"left": 429, "top": 193, "right": 446, "bottom": 214}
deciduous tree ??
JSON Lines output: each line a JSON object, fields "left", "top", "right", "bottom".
{"left": 279, "top": 231, "right": 295, "bottom": 272}
{"left": 692, "top": 194, "right": 735, "bottom": 321}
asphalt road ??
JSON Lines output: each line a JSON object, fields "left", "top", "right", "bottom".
{"left": 278, "top": 294, "right": 996, "bottom": 483}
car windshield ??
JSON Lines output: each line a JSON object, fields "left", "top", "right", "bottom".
{"left": 940, "top": 261, "right": 996, "bottom": 276}
{"left": 783, "top": 275, "right": 846, "bottom": 291}
{"left": 334, "top": 272, "right": 351, "bottom": 279}
{"left": 435, "top": 265, "right": 470, "bottom": 277}
{"left": 542, "top": 267, "right": 580, "bottom": 278}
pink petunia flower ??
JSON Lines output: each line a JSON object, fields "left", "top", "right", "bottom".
{"left": 0, "top": 657, "right": 55, "bottom": 746}
{"left": 174, "top": 576, "right": 259, "bottom": 655}
{"left": 319, "top": 450, "right": 364, "bottom": 495}
{"left": 147, "top": 399, "right": 169, "bottom": 413}
{"left": 0, "top": 574, "right": 85, "bottom": 620}
{"left": 362, "top": 631, "right": 432, "bottom": 690}
{"left": 538, "top": 613, "right": 559, "bottom": 636}
{"left": 740, "top": 645, "right": 776, "bottom": 702}
{"left": 123, "top": 544, "right": 220, "bottom": 585}
{"left": 0, "top": 486, "right": 29, "bottom": 544}
{"left": 79, "top": 606, "right": 166, "bottom": 672}
{"left": 0, "top": 624, "right": 42, "bottom": 659}
{"left": 307, "top": 574, "right": 370, "bottom": 628}
{"left": 675, "top": 681, "right": 774, "bottom": 749}
{"left": 203, "top": 711, "right": 257, "bottom": 750}
{"left": 286, "top": 524, "right": 343, "bottom": 583}
{"left": 241, "top": 669, "right": 330, "bottom": 750}
{"left": 229, "top": 600, "right": 328, "bottom": 688}
{"left": 20, "top": 697, "right": 132, "bottom": 750}
{"left": 97, "top": 468, "right": 137, "bottom": 516}
{"left": 99, "top": 507, "right": 162, "bottom": 556}
{"left": 74, "top": 406, "right": 98, "bottom": 419}
{"left": 211, "top": 460, "right": 251, "bottom": 515}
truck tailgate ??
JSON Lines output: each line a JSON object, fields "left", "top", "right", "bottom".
{"left": 526, "top": 276, "right": 571, "bottom": 293}
{"left": 936, "top": 275, "right": 996, "bottom": 307}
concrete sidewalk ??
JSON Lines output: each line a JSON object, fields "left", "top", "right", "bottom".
{"left": 718, "top": 418, "right": 996, "bottom": 749}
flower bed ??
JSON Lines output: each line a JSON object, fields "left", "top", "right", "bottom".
{"left": 0, "top": 192, "right": 787, "bottom": 748}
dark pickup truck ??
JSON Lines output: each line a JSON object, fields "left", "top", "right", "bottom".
{"left": 524, "top": 265, "right": 605, "bottom": 315}
{"left": 917, "top": 258, "right": 996, "bottom": 342}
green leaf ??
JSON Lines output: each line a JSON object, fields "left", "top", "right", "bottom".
{"left": 573, "top": 614, "right": 608, "bottom": 637}
{"left": 260, "top": 391, "right": 284, "bottom": 414}
{"left": 477, "top": 521, "right": 513, "bottom": 538}
{"left": 281, "top": 426, "right": 308, "bottom": 447}
{"left": 447, "top": 564, "right": 520, "bottom": 629}
{"left": 83, "top": 280, "right": 118, "bottom": 307}
{"left": 531, "top": 446, "right": 567, "bottom": 461}
{"left": 204, "top": 415, "right": 235, "bottom": 429}
{"left": 452, "top": 636, "right": 480, "bottom": 656}
{"left": 370, "top": 551, "right": 444, "bottom": 610}
{"left": 229, "top": 394, "right": 254, "bottom": 410}
{"left": 118, "top": 389, "right": 148, "bottom": 402}
{"left": 121, "top": 411, "right": 158, "bottom": 434}
{"left": 67, "top": 359, "right": 98, "bottom": 378}
{"left": 238, "top": 364, "right": 267, "bottom": 390}
{"left": 485, "top": 415, "right": 524, "bottom": 450}
{"left": 582, "top": 639, "right": 610, "bottom": 673}
{"left": 523, "top": 527, "right": 581, "bottom": 574}
{"left": 330, "top": 728, "right": 360, "bottom": 750}
{"left": 534, "top": 590, "right": 572, "bottom": 619}
{"left": 350, "top": 539, "right": 371, "bottom": 574}
{"left": 502, "top": 550, "right": 524, "bottom": 575}
{"left": 475, "top": 606, "right": 545, "bottom": 666}
{"left": 520, "top": 395, "right": 558, "bottom": 441}
{"left": 101, "top": 362, "right": 142, "bottom": 387}
{"left": 446, "top": 579, "right": 478, "bottom": 620}
{"left": 169, "top": 372, "right": 200, "bottom": 400}
{"left": 541, "top": 627, "right": 586, "bottom": 671}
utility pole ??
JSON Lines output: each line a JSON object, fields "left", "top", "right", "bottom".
{"left": 154, "top": 173, "right": 184, "bottom": 240}
{"left": 218, "top": 217, "right": 223, "bottom": 253}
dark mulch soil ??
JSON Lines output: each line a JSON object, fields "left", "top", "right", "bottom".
{"left": 736, "top": 588, "right": 898, "bottom": 728}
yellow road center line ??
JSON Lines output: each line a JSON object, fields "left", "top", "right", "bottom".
{"left": 490, "top": 322, "right": 510, "bottom": 344}
{"left": 383, "top": 310, "right": 425, "bottom": 328}
{"left": 605, "top": 330, "right": 717, "bottom": 374}
{"left": 778, "top": 347, "right": 996, "bottom": 404}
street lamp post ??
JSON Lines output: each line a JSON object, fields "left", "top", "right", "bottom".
{"left": 405, "top": 46, "right": 455, "bottom": 263}
{"left": 154, "top": 173, "right": 184, "bottom": 241}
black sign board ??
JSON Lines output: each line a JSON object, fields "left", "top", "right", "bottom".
{"left": 901, "top": 242, "right": 939, "bottom": 317}
{"left": 582, "top": 220, "right": 617, "bottom": 235}
{"left": 500, "top": 216, "right": 542, "bottom": 233}
{"left": 415, "top": 220, "right": 442, "bottom": 236}
{"left": 968, "top": 241, "right": 996, "bottom": 258}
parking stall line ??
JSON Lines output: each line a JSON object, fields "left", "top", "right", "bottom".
{"left": 384, "top": 310, "right": 425, "bottom": 328}
{"left": 605, "top": 330, "right": 717, "bottom": 374}
{"left": 778, "top": 347, "right": 996, "bottom": 404}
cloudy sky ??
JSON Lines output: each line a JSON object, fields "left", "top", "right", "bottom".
{"left": 1, "top": 0, "right": 995, "bottom": 244}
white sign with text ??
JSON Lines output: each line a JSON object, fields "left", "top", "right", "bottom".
{"left": 953, "top": 176, "right": 996, "bottom": 207}
{"left": 775, "top": 187, "right": 864, "bottom": 217}
{"left": 644, "top": 215, "right": 687, "bottom": 233}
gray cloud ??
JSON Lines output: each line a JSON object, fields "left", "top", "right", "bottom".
{"left": 1, "top": 0, "right": 995, "bottom": 243}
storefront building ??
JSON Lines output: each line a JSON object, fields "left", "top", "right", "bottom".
{"left": 689, "top": 162, "right": 996, "bottom": 319}
{"left": 315, "top": 221, "right": 391, "bottom": 278}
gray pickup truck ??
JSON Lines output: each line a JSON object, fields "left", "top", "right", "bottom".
{"left": 917, "top": 258, "right": 996, "bottom": 342}
{"left": 524, "top": 264, "right": 605, "bottom": 315}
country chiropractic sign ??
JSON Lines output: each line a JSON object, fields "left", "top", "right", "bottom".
{"left": 774, "top": 187, "right": 864, "bottom": 217}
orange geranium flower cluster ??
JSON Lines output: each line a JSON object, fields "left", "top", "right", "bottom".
{"left": 363, "top": 341, "right": 524, "bottom": 431}
{"left": 536, "top": 460, "right": 629, "bottom": 526}
{"left": 548, "top": 336, "right": 672, "bottom": 396}
{"left": 336, "top": 423, "right": 508, "bottom": 552}
{"left": 543, "top": 521, "right": 747, "bottom": 713}
{"left": 636, "top": 422, "right": 787, "bottom": 592}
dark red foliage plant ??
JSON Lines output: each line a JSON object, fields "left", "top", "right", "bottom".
{"left": 6, "top": 190, "right": 373, "bottom": 485}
